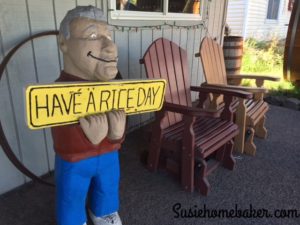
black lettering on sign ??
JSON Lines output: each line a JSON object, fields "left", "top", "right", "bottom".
{"left": 137, "top": 87, "right": 146, "bottom": 107}
{"left": 86, "top": 91, "right": 96, "bottom": 112}
{"left": 61, "top": 93, "right": 74, "bottom": 114}
{"left": 152, "top": 86, "right": 160, "bottom": 105}
{"left": 99, "top": 90, "right": 111, "bottom": 111}
{"left": 35, "top": 94, "right": 49, "bottom": 119}
{"left": 73, "top": 91, "right": 82, "bottom": 114}
{"left": 51, "top": 94, "right": 63, "bottom": 116}
{"left": 111, "top": 89, "right": 117, "bottom": 110}
{"left": 144, "top": 88, "right": 152, "bottom": 106}
{"left": 127, "top": 88, "right": 135, "bottom": 109}
{"left": 117, "top": 89, "right": 127, "bottom": 110}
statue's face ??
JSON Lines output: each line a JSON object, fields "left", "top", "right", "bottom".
{"left": 61, "top": 17, "right": 118, "bottom": 81}
{"left": 121, "top": 0, "right": 129, "bottom": 4}
{"left": 118, "top": 0, "right": 128, "bottom": 5}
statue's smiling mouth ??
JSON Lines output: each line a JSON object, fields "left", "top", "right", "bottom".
{"left": 87, "top": 51, "right": 118, "bottom": 63}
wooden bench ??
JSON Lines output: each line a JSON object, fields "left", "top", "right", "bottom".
{"left": 196, "top": 37, "right": 280, "bottom": 155}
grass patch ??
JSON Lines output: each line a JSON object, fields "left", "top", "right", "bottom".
{"left": 241, "top": 37, "right": 283, "bottom": 76}
{"left": 240, "top": 38, "right": 300, "bottom": 99}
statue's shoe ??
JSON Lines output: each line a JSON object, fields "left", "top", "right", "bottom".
{"left": 89, "top": 210, "right": 122, "bottom": 225}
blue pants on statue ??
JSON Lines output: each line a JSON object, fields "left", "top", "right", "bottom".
{"left": 55, "top": 151, "right": 120, "bottom": 225}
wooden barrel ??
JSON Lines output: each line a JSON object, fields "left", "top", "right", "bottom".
{"left": 284, "top": 0, "right": 300, "bottom": 86}
{"left": 223, "top": 36, "right": 244, "bottom": 75}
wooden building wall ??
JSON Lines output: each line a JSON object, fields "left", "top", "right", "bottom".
{"left": 226, "top": 0, "right": 291, "bottom": 40}
{"left": 245, "top": 0, "right": 291, "bottom": 39}
{"left": 226, "top": 0, "right": 246, "bottom": 37}
{"left": 0, "top": 0, "right": 228, "bottom": 194}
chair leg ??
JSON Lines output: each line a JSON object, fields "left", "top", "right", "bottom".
{"left": 233, "top": 98, "right": 246, "bottom": 154}
{"left": 197, "top": 159, "right": 210, "bottom": 196}
{"left": 255, "top": 115, "right": 267, "bottom": 139}
{"left": 223, "top": 140, "right": 235, "bottom": 170}
{"left": 147, "top": 111, "right": 166, "bottom": 172}
{"left": 181, "top": 116, "right": 196, "bottom": 193}
{"left": 233, "top": 130, "right": 245, "bottom": 154}
{"left": 215, "top": 146, "right": 225, "bottom": 162}
{"left": 147, "top": 130, "right": 163, "bottom": 172}
{"left": 244, "top": 127, "right": 256, "bottom": 156}
{"left": 181, "top": 145, "right": 194, "bottom": 193}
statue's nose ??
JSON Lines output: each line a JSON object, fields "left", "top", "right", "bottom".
{"left": 102, "top": 38, "right": 117, "bottom": 55}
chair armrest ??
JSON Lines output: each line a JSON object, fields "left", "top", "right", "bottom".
{"left": 163, "top": 102, "right": 219, "bottom": 118}
{"left": 199, "top": 83, "right": 267, "bottom": 94}
{"left": 190, "top": 85, "right": 253, "bottom": 99}
{"left": 227, "top": 74, "right": 280, "bottom": 82}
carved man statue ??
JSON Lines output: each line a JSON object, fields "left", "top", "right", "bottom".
{"left": 51, "top": 6, "right": 125, "bottom": 225}
{"left": 117, "top": 0, "right": 138, "bottom": 10}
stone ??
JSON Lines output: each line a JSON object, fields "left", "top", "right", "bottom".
{"left": 283, "top": 97, "right": 300, "bottom": 110}
{"left": 264, "top": 95, "right": 285, "bottom": 106}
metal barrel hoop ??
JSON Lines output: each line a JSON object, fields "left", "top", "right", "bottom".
{"left": 0, "top": 30, "right": 59, "bottom": 187}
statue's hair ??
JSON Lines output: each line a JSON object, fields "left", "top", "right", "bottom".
{"left": 59, "top": 5, "right": 106, "bottom": 39}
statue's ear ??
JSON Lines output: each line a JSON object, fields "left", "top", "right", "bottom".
{"left": 58, "top": 34, "right": 68, "bottom": 53}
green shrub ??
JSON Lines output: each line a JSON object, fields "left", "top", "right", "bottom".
{"left": 241, "top": 38, "right": 283, "bottom": 75}
{"left": 269, "top": 82, "right": 300, "bottom": 99}
{"left": 239, "top": 37, "right": 300, "bottom": 99}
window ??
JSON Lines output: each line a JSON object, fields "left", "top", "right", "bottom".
{"left": 110, "top": 0, "right": 202, "bottom": 21}
{"left": 267, "top": 0, "right": 280, "bottom": 20}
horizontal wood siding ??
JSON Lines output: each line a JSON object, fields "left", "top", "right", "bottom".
{"left": 0, "top": 0, "right": 227, "bottom": 194}
{"left": 246, "top": 0, "right": 291, "bottom": 39}
{"left": 227, "top": 0, "right": 291, "bottom": 40}
{"left": 226, "top": 0, "right": 246, "bottom": 36}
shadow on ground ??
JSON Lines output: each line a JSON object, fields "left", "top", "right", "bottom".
{"left": 0, "top": 105, "right": 299, "bottom": 225}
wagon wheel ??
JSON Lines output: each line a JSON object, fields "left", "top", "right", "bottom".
{"left": 0, "top": 31, "right": 59, "bottom": 187}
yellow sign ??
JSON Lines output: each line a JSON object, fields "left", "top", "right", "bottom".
{"left": 26, "top": 79, "right": 166, "bottom": 129}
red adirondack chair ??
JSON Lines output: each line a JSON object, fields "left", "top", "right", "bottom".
{"left": 140, "top": 38, "right": 252, "bottom": 195}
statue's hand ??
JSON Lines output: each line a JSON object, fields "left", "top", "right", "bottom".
{"left": 107, "top": 110, "right": 126, "bottom": 140}
{"left": 79, "top": 114, "right": 108, "bottom": 145}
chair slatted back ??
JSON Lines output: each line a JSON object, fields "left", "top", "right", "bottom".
{"left": 142, "top": 38, "right": 192, "bottom": 128}
{"left": 200, "top": 37, "right": 228, "bottom": 85}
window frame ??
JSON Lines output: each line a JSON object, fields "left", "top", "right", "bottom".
{"left": 109, "top": 0, "right": 204, "bottom": 21}
{"left": 266, "top": 0, "right": 280, "bottom": 20}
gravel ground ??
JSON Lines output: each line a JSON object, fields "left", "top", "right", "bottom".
{"left": 0, "top": 105, "right": 299, "bottom": 225}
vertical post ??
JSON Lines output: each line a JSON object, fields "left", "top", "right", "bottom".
{"left": 147, "top": 110, "right": 166, "bottom": 172}
{"left": 234, "top": 98, "right": 246, "bottom": 153}
{"left": 182, "top": 115, "right": 196, "bottom": 192}
{"left": 286, "top": 0, "right": 300, "bottom": 81}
